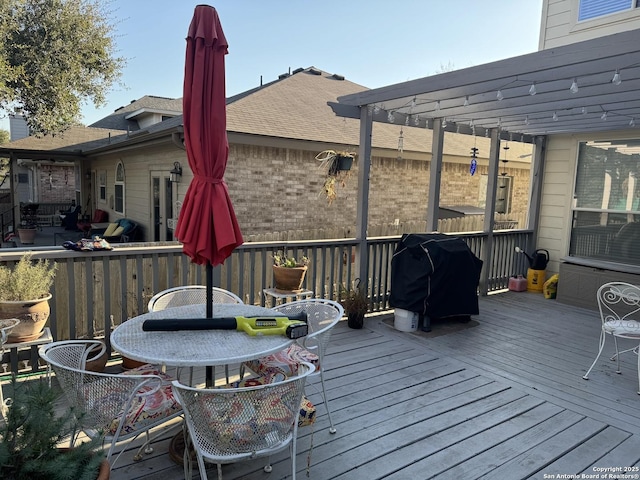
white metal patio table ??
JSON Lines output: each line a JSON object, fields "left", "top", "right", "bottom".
{"left": 110, "top": 303, "right": 294, "bottom": 369}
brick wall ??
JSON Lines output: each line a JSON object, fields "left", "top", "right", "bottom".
{"left": 227, "top": 145, "right": 531, "bottom": 236}
{"left": 37, "top": 165, "right": 76, "bottom": 203}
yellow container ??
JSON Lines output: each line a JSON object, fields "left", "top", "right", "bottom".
{"left": 526, "top": 268, "right": 545, "bottom": 292}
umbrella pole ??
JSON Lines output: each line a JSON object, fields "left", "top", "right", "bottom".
{"left": 206, "top": 262, "right": 214, "bottom": 386}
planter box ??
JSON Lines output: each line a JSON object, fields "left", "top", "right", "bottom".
{"left": 272, "top": 265, "right": 307, "bottom": 293}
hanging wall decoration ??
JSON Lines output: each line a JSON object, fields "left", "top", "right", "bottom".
{"left": 470, "top": 147, "right": 478, "bottom": 176}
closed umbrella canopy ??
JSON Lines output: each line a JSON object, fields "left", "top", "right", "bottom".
{"left": 176, "top": 4, "right": 243, "bottom": 267}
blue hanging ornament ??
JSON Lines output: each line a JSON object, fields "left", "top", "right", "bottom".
{"left": 470, "top": 147, "right": 479, "bottom": 176}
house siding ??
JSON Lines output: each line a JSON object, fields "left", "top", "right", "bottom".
{"left": 540, "top": 0, "right": 640, "bottom": 48}
{"left": 538, "top": 128, "right": 640, "bottom": 275}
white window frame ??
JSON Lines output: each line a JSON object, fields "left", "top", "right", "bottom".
{"left": 98, "top": 170, "right": 107, "bottom": 202}
{"left": 114, "top": 162, "right": 125, "bottom": 215}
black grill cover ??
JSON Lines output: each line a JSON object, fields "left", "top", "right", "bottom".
{"left": 389, "top": 233, "right": 483, "bottom": 319}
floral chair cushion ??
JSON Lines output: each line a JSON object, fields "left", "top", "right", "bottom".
{"left": 83, "top": 364, "right": 182, "bottom": 436}
{"left": 244, "top": 343, "right": 319, "bottom": 377}
{"left": 200, "top": 379, "right": 301, "bottom": 453}
{"left": 229, "top": 371, "right": 316, "bottom": 427}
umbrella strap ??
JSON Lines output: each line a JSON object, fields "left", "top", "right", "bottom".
{"left": 195, "top": 176, "right": 223, "bottom": 184}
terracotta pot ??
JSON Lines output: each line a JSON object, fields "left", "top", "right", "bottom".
{"left": 17, "top": 228, "right": 37, "bottom": 244}
{"left": 272, "top": 265, "right": 307, "bottom": 293}
{"left": 121, "top": 355, "right": 146, "bottom": 370}
{"left": 85, "top": 341, "right": 109, "bottom": 372}
{"left": 0, "top": 294, "right": 52, "bottom": 342}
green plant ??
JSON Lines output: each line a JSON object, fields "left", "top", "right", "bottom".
{"left": 0, "top": 252, "right": 57, "bottom": 301}
{"left": 316, "top": 150, "right": 356, "bottom": 204}
{"left": 273, "top": 252, "right": 309, "bottom": 267}
{"left": 0, "top": 377, "right": 106, "bottom": 480}
{"left": 340, "top": 280, "right": 368, "bottom": 315}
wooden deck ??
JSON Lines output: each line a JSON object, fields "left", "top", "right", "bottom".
{"left": 55, "top": 292, "right": 640, "bottom": 478}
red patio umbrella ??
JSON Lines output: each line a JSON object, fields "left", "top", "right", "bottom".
{"left": 176, "top": 4, "right": 243, "bottom": 316}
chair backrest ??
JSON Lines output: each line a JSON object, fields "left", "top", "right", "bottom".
{"left": 172, "top": 362, "right": 314, "bottom": 461}
{"left": 597, "top": 282, "right": 640, "bottom": 325}
{"left": 38, "top": 340, "right": 168, "bottom": 438}
{"left": 272, "top": 299, "right": 344, "bottom": 361}
{"left": 147, "top": 285, "right": 243, "bottom": 312}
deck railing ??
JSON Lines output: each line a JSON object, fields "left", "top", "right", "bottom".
{"left": 0, "top": 229, "right": 533, "bottom": 375}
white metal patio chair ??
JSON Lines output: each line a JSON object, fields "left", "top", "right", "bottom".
{"left": 583, "top": 282, "right": 640, "bottom": 393}
{"left": 172, "top": 362, "right": 315, "bottom": 480}
{"left": 242, "top": 298, "right": 343, "bottom": 434}
{"left": 147, "top": 285, "right": 243, "bottom": 312}
{"left": 147, "top": 285, "right": 243, "bottom": 385}
{"left": 39, "top": 340, "right": 183, "bottom": 468}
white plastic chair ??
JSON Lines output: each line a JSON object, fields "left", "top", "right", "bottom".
{"left": 583, "top": 282, "right": 640, "bottom": 393}
{"left": 172, "top": 362, "right": 315, "bottom": 480}
{"left": 242, "top": 298, "right": 343, "bottom": 434}
{"left": 38, "top": 340, "right": 183, "bottom": 467}
{"left": 147, "top": 285, "right": 243, "bottom": 312}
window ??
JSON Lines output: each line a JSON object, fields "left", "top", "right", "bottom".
{"left": 98, "top": 171, "right": 106, "bottom": 202}
{"left": 578, "top": 0, "right": 637, "bottom": 21}
{"left": 114, "top": 162, "right": 125, "bottom": 214}
{"left": 570, "top": 139, "right": 640, "bottom": 265}
{"left": 496, "top": 176, "right": 513, "bottom": 215}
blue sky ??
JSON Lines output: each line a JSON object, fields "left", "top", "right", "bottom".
{"left": 2, "top": 0, "right": 544, "bottom": 131}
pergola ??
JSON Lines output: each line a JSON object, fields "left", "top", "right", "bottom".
{"left": 330, "top": 28, "right": 640, "bottom": 291}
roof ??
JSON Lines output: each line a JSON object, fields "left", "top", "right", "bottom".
{"left": 2, "top": 126, "right": 127, "bottom": 154}
{"left": 226, "top": 67, "right": 532, "bottom": 160}
{"left": 88, "top": 95, "right": 182, "bottom": 131}
{"left": 0, "top": 68, "right": 533, "bottom": 161}
{"left": 334, "top": 29, "right": 640, "bottom": 139}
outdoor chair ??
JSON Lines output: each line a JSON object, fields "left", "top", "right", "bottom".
{"left": 172, "top": 361, "right": 315, "bottom": 480}
{"left": 77, "top": 208, "right": 108, "bottom": 237}
{"left": 583, "top": 282, "right": 640, "bottom": 393}
{"left": 60, "top": 205, "right": 81, "bottom": 230}
{"left": 147, "top": 285, "right": 243, "bottom": 312}
{"left": 38, "top": 340, "right": 183, "bottom": 468}
{"left": 241, "top": 298, "right": 344, "bottom": 434}
{"left": 147, "top": 285, "right": 243, "bottom": 384}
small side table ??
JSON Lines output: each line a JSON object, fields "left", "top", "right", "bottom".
{"left": 262, "top": 288, "right": 314, "bottom": 307}
{"left": 1, "top": 327, "right": 53, "bottom": 419}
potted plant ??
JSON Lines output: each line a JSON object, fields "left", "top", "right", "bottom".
{"left": 0, "top": 252, "right": 56, "bottom": 342}
{"left": 0, "top": 377, "right": 109, "bottom": 480}
{"left": 272, "top": 252, "right": 309, "bottom": 293}
{"left": 340, "top": 279, "right": 368, "bottom": 329}
{"left": 315, "top": 150, "right": 356, "bottom": 204}
{"left": 16, "top": 223, "right": 37, "bottom": 245}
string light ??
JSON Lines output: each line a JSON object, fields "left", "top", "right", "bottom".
{"left": 524, "top": 115, "right": 529, "bottom": 125}
{"left": 434, "top": 100, "right": 440, "bottom": 111}
{"left": 496, "top": 89, "right": 504, "bottom": 101}
{"left": 552, "top": 111, "right": 558, "bottom": 121}
{"left": 404, "top": 115, "right": 409, "bottom": 126}
{"left": 442, "top": 118, "right": 448, "bottom": 128}
{"left": 397, "top": 127, "right": 404, "bottom": 154}
{"left": 612, "top": 69, "right": 622, "bottom": 85}
{"left": 411, "top": 97, "right": 416, "bottom": 109}
{"left": 630, "top": 118, "right": 636, "bottom": 127}
{"left": 413, "top": 115, "right": 420, "bottom": 126}
{"left": 463, "top": 95, "right": 469, "bottom": 107}
{"left": 570, "top": 78, "right": 579, "bottom": 94}
{"left": 529, "top": 82, "right": 537, "bottom": 95}
{"left": 373, "top": 105, "right": 381, "bottom": 114}
{"left": 388, "top": 111, "right": 395, "bottom": 123}
{"left": 601, "top": 111, "right": 608, "bottom": 120}
{"left": 582, "top": 107, "right": 588, "bottom": 115}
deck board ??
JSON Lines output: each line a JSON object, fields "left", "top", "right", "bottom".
{"left": 34, "top": 291, "right": 640, "bottom": 479}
